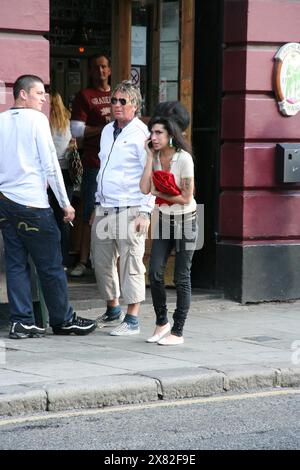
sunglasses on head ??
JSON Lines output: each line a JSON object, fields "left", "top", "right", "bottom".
{"left": 111, "top": 97, "right": 128, "bottom": 106}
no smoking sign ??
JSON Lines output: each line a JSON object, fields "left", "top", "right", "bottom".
{"left": 131, "top": 67, "right": 140, "bottom": 87}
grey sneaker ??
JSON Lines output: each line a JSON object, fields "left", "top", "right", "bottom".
{"left": 70, "top": 263, "right": 86, "bottom": 277}
{"left": 96, "top": 310, "right": 125, "bottom": 329}
{"left": 110, "top": 321, "right": 140, "bottom": 336}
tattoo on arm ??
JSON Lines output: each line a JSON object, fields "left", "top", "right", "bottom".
{"left": 182, "top": 177, "right": 192, "bottom": 191}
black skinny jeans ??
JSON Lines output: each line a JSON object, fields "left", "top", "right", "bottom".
{"left": 149, "top": 212, "right": 197, "bottom": 337}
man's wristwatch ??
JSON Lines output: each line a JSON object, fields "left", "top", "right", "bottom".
{"left": 138, "top": 211, "right": 151, "bottom": 220}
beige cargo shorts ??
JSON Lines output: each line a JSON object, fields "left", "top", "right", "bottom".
{"left": 91, "top": 206, "right": 146, "bottom": 304}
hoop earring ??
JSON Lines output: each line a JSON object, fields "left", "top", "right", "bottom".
{"left": 168, "top": 137, "right": 173, "bottom": 148}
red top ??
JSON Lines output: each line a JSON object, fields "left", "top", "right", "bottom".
{"left": 71, "top": 88, "right": 111, "bottom": 168}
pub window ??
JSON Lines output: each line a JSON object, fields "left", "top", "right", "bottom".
{"left": 131, "top": 0, "right": 180, "bottom": 116}
{"left": 160, "top": 0, "right": 180, "bottom": 102}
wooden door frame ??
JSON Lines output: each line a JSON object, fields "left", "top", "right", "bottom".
{"left": 111, "top": 0, "right": 132, "bottom": 87}
{"left": 111, "top": 0, "right": 195, "bottom": 137}
{"left": 180, "top": 0, "right": 195, "bottom": 142}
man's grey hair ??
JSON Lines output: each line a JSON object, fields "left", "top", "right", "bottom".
{"left": 112, "top": 80, "right": 142, "bottom": 115}
{"left": 13, "top": 75, "right": 44, "bottom": 99}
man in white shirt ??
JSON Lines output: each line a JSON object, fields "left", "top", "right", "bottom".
{"left": 91, "top": 80, "right": 154, "bottom": 336}
{"left": 0, "top": 75, "right": 96, "bottom": 338}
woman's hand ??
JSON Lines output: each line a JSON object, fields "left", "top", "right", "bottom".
{"left": 68, "top": 137, "right": 77, "bottom": 150}
{"left": 144, "top": 138, "right": 154, "bottom": 157}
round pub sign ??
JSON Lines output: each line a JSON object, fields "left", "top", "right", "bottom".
{"left": 274, "top": 42, "right": 300, "bottom": 116}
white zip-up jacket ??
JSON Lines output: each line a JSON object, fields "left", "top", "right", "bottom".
{"left": 95, "top": 117, "right": 154, "bottom": 213}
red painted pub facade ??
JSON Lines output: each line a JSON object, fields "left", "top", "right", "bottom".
{"left": 1, "top": 0, "right": 300, "bottom": 303}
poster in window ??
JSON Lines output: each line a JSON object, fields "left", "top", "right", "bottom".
{"left": 166, "top": 82, "right": 178, "bottom": 101}
{"left": 131, "top": 26, "right": 147, "bottom": 66}
{"left": 160, "top": 42, "right": 179, "bottom": 81}
{"left": 68, "top": 72, "right": 81, "bottom": 86}
{"left": 161, "top": 1, "right": 179, "bottom": 42}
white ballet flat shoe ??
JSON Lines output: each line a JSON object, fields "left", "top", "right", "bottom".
{"left": 157, "top": 334, "right": 184, "bottom": 346}
{"left": 146, "top": 323, "right": 171, "bottom": 343}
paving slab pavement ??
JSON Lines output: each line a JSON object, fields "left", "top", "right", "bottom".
{"left": 0, "top": 288, "right": 299, "bottom": 417}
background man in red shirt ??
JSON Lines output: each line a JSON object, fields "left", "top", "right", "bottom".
{"left": 70, "top": 54, "right": 111, "bottom": 276}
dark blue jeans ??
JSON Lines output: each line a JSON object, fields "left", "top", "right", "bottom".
{"left": 0, "top": 198, "right": 73, "bottom": 327}
{"left": 149, "top": 212, "right": 197, "bottom": 337}
{"left": 82, "top": 167, "right": 99, "bottom": 222}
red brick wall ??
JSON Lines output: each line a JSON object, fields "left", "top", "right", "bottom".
{"left": 0, "top": 0, "right": 49, "bottom": 112}
{"left": 220, "top": 0, "right": 300, "bottom": 242}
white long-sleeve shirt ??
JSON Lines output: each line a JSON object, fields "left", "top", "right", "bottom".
{"left": 0, "top": 108, "right": 70, "bottom": 209}
{"left": 95, "top": 117, "right": 154, "bottom": 213}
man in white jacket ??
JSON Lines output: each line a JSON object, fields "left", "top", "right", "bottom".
{"left": 91, "top": 80, "right": 154, "bottom": 336}
{"left": 0, "top": 75, "right": 96, "bottom": 338}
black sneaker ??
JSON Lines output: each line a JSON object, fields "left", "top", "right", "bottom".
{"left": 9, "top": 322, "right": 46, "bottom": 339}
{"left": 52, "top": 313, "right": 97, "bottom": 336}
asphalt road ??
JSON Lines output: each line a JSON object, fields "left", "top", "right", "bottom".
{"left": 0, "top": 389, "right": 299, "bottom": 451}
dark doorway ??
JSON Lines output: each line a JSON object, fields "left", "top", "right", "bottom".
{"left": 191, "top": 0, "right": 224, "bottom": 288}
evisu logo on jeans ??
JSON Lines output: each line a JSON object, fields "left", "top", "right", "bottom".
{"left": 17, "top": 222, "right": 39, "bottom": 232}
